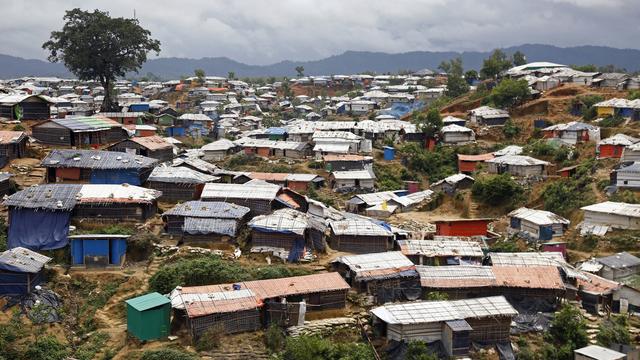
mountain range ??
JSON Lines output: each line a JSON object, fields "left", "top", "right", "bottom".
{"left": 1, "top": 44, "right": 640, "bottom": 80}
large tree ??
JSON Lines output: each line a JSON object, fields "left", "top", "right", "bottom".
{"left": 480, "top": 49, "right": 512, "bottom": 79}
{"left": 43, "top": 9, "right": 161, "bottom": 111}
{"left": 439, "top": 57, "right": 469, "bottom": 98}
{"left": 512, "top": 50, "right": 527, "bottom": 66}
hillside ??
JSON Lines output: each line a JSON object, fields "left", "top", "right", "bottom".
{"left": 2, "top": 44, "right": 640, "bottom": 79}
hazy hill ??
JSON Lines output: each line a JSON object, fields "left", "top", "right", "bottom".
{"left": 1, "top": 44, "right": 639, "bottom": 79}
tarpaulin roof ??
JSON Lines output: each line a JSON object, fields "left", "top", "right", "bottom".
{"left": 148, "top": 166, "right": 218, "bottom": 184}
{"left": 127, "top": 136, "right": 172, "bottom": 150}
{"left": 164, "top": 201, "right": 250, "bottom": 221}
{"left": 202, "top": 181, "right": 280, "bottom": 201}
{"left": 43, "top": 149, "right": 158, "bottom": 170}
{"left": 417, "top": 265, "right": 496, "bottom": 288}
{"left": 581, "top": 201, "right": 640, "bottom": 218}
{"left": 329, "top": 217, "right": 393, "bottom": 237}
{"left": 0, "top": 131, "right": 26, "bottom": 145}
{"left": 183, "top": 217, "right": 239, "bottom": 236}
{"left": 508, "top": 207, "right": 569, "bottom": 226}
{"left": 249, "top": 208, "right": 315, "bottom": 235}
{"left": 397, "top": 238, "right": 484, "bottom": 258}
{"left": 371, "top": 296, "right": 517, "bottom": 325}
{"left": 333, "top": 251, "right": 416, "bottom": 280}
{"left": 4, "top": 184, "right": 82, "bottom": 210}
{"left": 0, "top": 247, "right": 51, "bottom": 273}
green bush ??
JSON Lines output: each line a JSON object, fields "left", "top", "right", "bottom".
{"left": 610, "top": 190, "right": 640, "bottom": 204}
{"left": 599, "top": 115, "right": 625, "bottom": 127}
{"left": 399, "top": 143, "right": 456, "bottom": 182}
{"left": 140, "top": 348, "right": 197, "bottom": 360}
{"left": 405, "top": 341, "right": 439, "bottom": 360}
{"left": 486, "top": 78, "right": 531, "bottom": 108}
{"left": 541, "top": 178, "right": 593, "bottom": 217}
{"left": 471, "top": 174, "right": 525, "bottom": 207}
{"left": 544, "top": 303, "right": 589, "bottom": 360}
{"left": 597, "top": 315, "right": 631, "bottom": 347}
{"left": 282, "top": 336, "right": 374, "bottom": 360}
{"left": 24, "top": 336, "right": 69, "bottom": 360}
{"left": 195, "top": 324, "right": 224, "bottom": 351}
{"left": 264, "top": 324, "right": 286, "bottom": 353}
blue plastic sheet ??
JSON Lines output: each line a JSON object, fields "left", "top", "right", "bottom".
{"left": 90, "top": 169, "right": 141, "bottom": 185}
{"left": 8, "top": 208, "right": 71, "bottom": 250}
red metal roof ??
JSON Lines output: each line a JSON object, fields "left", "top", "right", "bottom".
{"left": 492, "top": 266, "right": 565, "bottom": 290}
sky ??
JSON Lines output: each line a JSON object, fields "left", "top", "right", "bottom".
{"left": 2, "top": 0, "right": 639, "bottom": 65}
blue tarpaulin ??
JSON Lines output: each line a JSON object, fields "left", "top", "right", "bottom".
{"left": 288, "top": 238, "right": 305, "bottom": 262}
{"left": 379, "top": 101, "right": 425, "bottom": 119}
{"left": 8, "top": 208, "right": 71, "bottom": 250}
{"left": 90, "top": 169, "right": 141, "bottom": 185}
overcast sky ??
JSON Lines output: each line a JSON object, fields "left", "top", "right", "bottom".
{"left": 2, "top": 0, "right": 639, "bottom": 65}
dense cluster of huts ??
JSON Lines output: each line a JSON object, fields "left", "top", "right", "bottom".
{"left": 1, "top": 62, "right": 640, "bottom": 359}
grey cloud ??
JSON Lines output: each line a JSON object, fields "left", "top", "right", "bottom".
{"left": 0, "top": 0, "right": 638, "bottom": 64}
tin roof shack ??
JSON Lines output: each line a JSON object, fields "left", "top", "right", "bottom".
{"left": 147, "top": 166, "right": 218, "bottom": 202}
{"left": 416, "top": 265, "right": 498, "bottom": 299}
{"left": 69, "top": 234, "right": 128, "bottom": 268}
{"left": 430, "top": 173, "right": 474, "bottom": 194}
{"left": 100, "top": 111, "right": 151, "bottom": 125}
{"left": 162, "top": 201, "right": 250, "bottom": 242}
{"left": 440, "top": 124, "right": 475, "bottom": 145}
{"left": 575, "top": 345, "right": 626, "bottom": 360}
{"left": 237, "top": 172, "right": 324, "bottom": 192}
{"left": 201, "top": 181, "right": 281, "bottom": 216}
{"left": 328, "top": 217, "right": 394, "bottom": 253}
{"left": 508, "top": 207, "right": 570, "bottom": 241}
{"left": 0, "top": 94, "right": 51, "bottom": 120}
{"left": 346, "top": 189, "right": 434, "bottom": 215}
{"left": 235, "top": 138, "right": 310, "bottom": 159}
{"left": 0, "top": 131, "right": 27, "bottom": 167}
{"left": 248, "top": 209, "right": 326, "bottom": 261}
{"left": 485, "top": 155, "right": 550, "bottom": 177}
{"left": 330, "top": 169, "right": 376, "bottom": 192}
{"left": 397, "top": 237, "right": 485, "bottom": 266}
{"left": 370, "top": 296, "right": 517, "bottom": 357}
{"left": 468, "top": 106, "right": 510, "bottom": 126}
{"left": 201, "top": 139, "right": 240, "bottom": 162}
{"left": 42, "top": 149, "right": 158, "bottom": 186}
{"left": 542, "top": 121, "right": 600, "bottom": 145}
{"left": 611, "top": 162, "right": 640, "bottom": 189}
{"left": 622, "top": 142, "right": 640, "bottom": 162}
{"left": 0, "top": 173, "right": 13, "bottom": 197}
{"left": 434, "top": 219, "right": 493, "bottom": 237}
{"left": 73, "top": 184, "right": 161, "bottom": 223}
{"left": 170, "top": 273, "right": 350, "bottom": 337}
{"left": 592, "top": 252, "right": 640, "bottom": 281}
{"left": 457, "top": 153, "right": 494, "bottom": 173}
{"left": 126, "top": 292, "right": 171, "bottom": 341}
{"left": 0, "top": 247, "right": 51, "bottom": 296}
{"left": 322, "top": 154, "right": 373, "bottom": 171}
{"left": 598, "top": 134, "right": 639, "bottom": 159}
{"left": 32, "top": 116, "right": 128, "bottom": 147}
{"left": 108, "top": 136, "right": 174, "bottom": 163}
{"left": 4, "top": 184, "right": 81, "bottom": 250}
{"left": 332, "top": 251, "right": 420, "bottom": 304}
{"left": 581, "top": 201, "right": 640, "bottom": 234}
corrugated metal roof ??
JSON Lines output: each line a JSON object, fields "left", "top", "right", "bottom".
{"left": 0, "top": 247, "right": 51, "bottom": 273}
{"left": 543, "top": 121, "right": 599, "bottom": 132}
{"left": 125, "top": 292, "right": 171, "bottom": 311}
{"left": 492, "top": 266, "right": 565, "bottom": 290}
{"left": 43, "top": 149, "right": 158, "bottom": 170}
{"left": 49, "top": 116, "right": 122, "bottom": 131}
{"left": 201, "top": 138, "right": 237, "bottom": 151}
{"left": 599, "top": 133, "right": 640, "bottom": 146}
{"left": 127, "top": 136, "right": 172, "bottom": 151}
{"left": 371, "top": 296, "right": 517, "bottom": 325}
{"left": 582, "top": 201, "right": 640, "bottom": 218}
{"left": 574, "top": 345, "right": 625, "bottom": 360}
{"left": 148, "top": 166, "right": 218, "bottom": 184}
{"left": 397, "top": 238, "right": 484, "bottom": 258}
{"left": 488, "top": 252, "right": 565, "bottom": 266}
{"left": 173, "top": 273, "right": 350, "bottom": 317}
{"left": 331, "top": 169, "right": 376, "bottom": 180}
{"left": 334, "top": 251, "right": 416, "bottom": 280}
{"left": 441, "top": 124, "right": 473, "bottom": 133}
{"left": 163, "top": 201, "right": 249, "bottom": 219}
{"left": 0, "top": 131, "right": 26, "bottom": 145}
{"left": 508, "top": 207, "right": 569, "bottom": 225}
{"left": 77, "top": 184, "right": 161, "bottom": 204}
{"left": 4, "top": 184, "right": 82, "bottom": 210}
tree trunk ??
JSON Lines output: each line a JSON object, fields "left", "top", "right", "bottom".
{"left": 100, "top": 78, "right": 118, "bottom": 112}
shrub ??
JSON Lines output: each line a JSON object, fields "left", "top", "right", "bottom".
{"left": 140, "top": 348, "right": 197, "bottom": 360}
{"left": 610, "top": 190, "right": 640, "bottom": 204}
{"left": 541, "top": 179, "right": 593, "bottom": 217}
{"left": 282, "top": 336, "right": 374, "bottom": 360}
{"left": 597, "top": 315, "right": 631, "bottom": 347}
{"left": 12, "top": 124, "right": 25, "bottom": 131}
{"left": 502, "top": 119, "right": 521, "bottom": 139}
{"left": 405, "top": 341, "right": 439, "bottom": 360}
{"left": 195, "top": 324, "right": 225, "bottom": 351}
{"left": 264, "top": 324, "right": 286, "bottom": 353}
{"left": 544, "top": 303, "right": 589, "bottom": 360}
{"left": 487, "top": 78, "right": 531, "bottom": 108}
{"left": 599, "top": 115, "right": 625, "bottom": 127}
{"left": 24, "top": 336, "right": 69, "bottom": 360}
{"left": 424, "top": 291, "right": 449, "bottom": 301}
{"left": 400, "top": 143, "right": 456, "bottom": 182}
{"left": 471, "top": 174, "right": 524, "bottom": 207}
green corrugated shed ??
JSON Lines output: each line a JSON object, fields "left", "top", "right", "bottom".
{"left": 126, "top": 292, "right": 171, "bottom": 341}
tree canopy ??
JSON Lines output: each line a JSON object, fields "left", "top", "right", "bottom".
{"left": 414, "top": 108, "right": 442, "bottom": 138}
{"left": 480, "top": 49, "right": 512, "bottom": 79}
{"left": 487, "top": 78, "right": 532, "bottom": 108}
{"left": 295, "top": 66, "right": 305, "bottom": 77}
{"left": 194, "top": 69, "right": 205, "bottom": 83}
{"left": 43, "top": 8, "right": 160, "bottom": 111}
{"left": 439, "top": 57, "right": 469, "bottom": 98}
{"left": 512, "top": 51, "right": 527, "bottom": 66}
